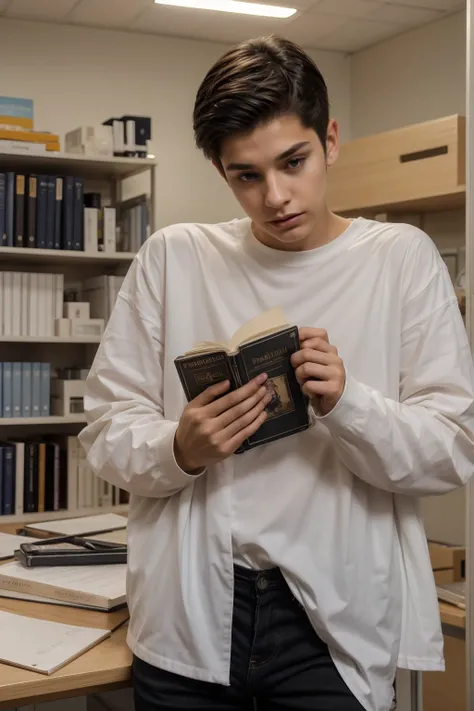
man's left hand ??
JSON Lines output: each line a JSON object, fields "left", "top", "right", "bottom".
{"left": 291, "top": 328, "right": 346, "bottom": 416}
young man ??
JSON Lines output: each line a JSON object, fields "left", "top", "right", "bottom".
{"left": 79, "top": 36, "right": 474, "bottom": 711}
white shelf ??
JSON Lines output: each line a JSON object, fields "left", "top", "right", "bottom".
{"left": 0, "top": 246, "right": 136, "bottom": 266}
{"left": 0, "top": 336, "right": 101, "bottom": 343}
{"left": 0, "top": 504, "right": 129, "bottom": 526}
{"left": 0, "top": 415, "right": 86, "bottom": 426}
{"left": 0, "top": 146, "right": 156, "bottom": 179}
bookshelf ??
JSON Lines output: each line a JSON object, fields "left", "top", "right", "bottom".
{"left": 0, "top": 147, "right": 157, "bottom": 524}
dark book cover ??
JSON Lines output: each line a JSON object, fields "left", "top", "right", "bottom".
{"left": 24, "top": 441, "right": 38, "bottom": 513}
{"left": 14, "top": 174, "right": 25, "bottom": 247}
{"left": 26, "top": 175, "right": 37, "bottom": 248}
{"left": 36, "top": 175, "right": 49, "bottom": 249}
{"left": 54, "top": 177, "right": 63, "bottom": 249}
{"left": 5, "top": 172, "right": 15, "bottom": 247}
{"left": 72, "top": 177, "right": 84, "bottom": 250}
{"left": 175, "top": 326, "right": 309, "bottom": 452}
{"left": 0, "top": 173, "right": 6, "bottom": 247}
{"left": 1, "top": 443, "right": 15, "bottom": 515}
{"left": 62, "top": 176, "right": 74, "bottom": 250}
{"left": 45, "top": 176, "right": 56, "bottom": 249}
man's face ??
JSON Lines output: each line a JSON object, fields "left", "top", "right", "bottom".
{"left": 219, "top": 114, "right": 339, "bottom": 251}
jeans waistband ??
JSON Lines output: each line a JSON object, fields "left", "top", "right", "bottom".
{"left": 234, "top": 564, "right": 286, "bottom": 592}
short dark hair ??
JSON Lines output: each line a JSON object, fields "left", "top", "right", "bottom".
{"left": 193, "top": 35, "right": 329, "bottom": 165}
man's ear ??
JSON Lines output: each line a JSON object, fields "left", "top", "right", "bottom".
{"left": 212, "top": 159, "right": 227, "bottom": 180}
{"left": 325, "top": 119, "right": 340, "bottom": 168}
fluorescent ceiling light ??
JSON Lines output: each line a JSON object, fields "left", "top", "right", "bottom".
{"left": 154, "top": 0, "right": 296, "bottom": 19}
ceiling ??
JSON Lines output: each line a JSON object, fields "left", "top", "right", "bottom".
{"left": 0, "top": 0, "right": 466, "bottom": 52}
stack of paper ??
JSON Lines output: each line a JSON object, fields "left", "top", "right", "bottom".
{"left": 0, "top": 610, "right": 110, "bottom": 674}
{"left": 23, "top": 512, "right": 127, "bottom": 539}
{"left": 0, "top": 532, "right": 39, "bottom": 560}
{"left": 0, "top": 561, "right": 127, "bottom": 611}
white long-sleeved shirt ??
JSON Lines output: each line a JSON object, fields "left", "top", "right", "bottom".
{"left": 79, "top": 216, "right": 474, "bottom": 711}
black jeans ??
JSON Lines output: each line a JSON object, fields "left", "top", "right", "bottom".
{"left": 133, "top": 565, "right": 367, "bottom": 710}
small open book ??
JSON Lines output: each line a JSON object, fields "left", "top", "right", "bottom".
{"left": 174, "top": 307, "right": 309, "bottom": 451}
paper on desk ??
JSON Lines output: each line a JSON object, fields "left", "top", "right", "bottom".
{"left": 0, "top": 532, "right": 39, "bottom": 560}
{"left": 0, "top": 610, "right": 110, "bottom": 674}
{"left": 25, "top": 513, "right": 127, "bottom": 537}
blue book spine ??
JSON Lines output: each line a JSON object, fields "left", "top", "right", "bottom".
{"left": 40, "top": 362, "right": 51, "bottom": 417}
{"left": 2, "top": 363, "right": 12, "bottom": 418}
{"left": 5, "top": 172, "right": 14, "bottom": 247}
{"left": 62, "top": 176, "right": 74, "bottom": 250}
{"left": 31, "top": 362, "right": 41, "bottom": 417}
{"left": 21, "top": 362, "right": 32, "bottom": 418}
{"left": 36, "top": 175, "right": 48, "bottom": 249}
{"left": 2, "top": 445, "right": 14, "bottom": 515}
{"left": 72, "top": 177, "right": 84, "bottom": 251}
{"left": 45, "top": 177, "right": 56, "bottom": 250}
{"left": 0, "top": 173, "right": 6, "bottom": 246}
{"left": 11, "top": 361, "right": 22, "bottom": 418}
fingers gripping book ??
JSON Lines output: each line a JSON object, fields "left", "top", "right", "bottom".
{"left": 174, "top": 307, "right": 310, "bottom": 451}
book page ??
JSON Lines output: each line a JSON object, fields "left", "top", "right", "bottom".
{"left": 0, "top": 610, "right": 110, "bottom": 674}
{"left": 26, "top": 513, "right": 127, "bottom": 537}
{"left": 0, "top": 561, "right": 127, "bottom": 605}
{"left": 0, "top": 532, "right": 39, "bottom": 560}
{"left": 230, "top": 306, "right": 288, "bottom": 351}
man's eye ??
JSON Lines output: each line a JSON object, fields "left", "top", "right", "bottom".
{"left": 287, "top": 157, "right": 305, "bottom": 169}
{"left": 239, "top": 173, "right": 259, "bottom": 182}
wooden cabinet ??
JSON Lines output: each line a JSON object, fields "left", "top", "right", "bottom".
{"left": 328, "top": 115, "right": 466, "bottom": 215}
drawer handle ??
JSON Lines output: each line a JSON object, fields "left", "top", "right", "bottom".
{"left": 400, "top": 145, "right": 448, "bottom": 163}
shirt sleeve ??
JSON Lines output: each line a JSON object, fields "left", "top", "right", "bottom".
{"left": 78, "top": 237, "right": 204, "bottom": 498}
{"left": 316, "top": 232, "right": 474, "bottom": 496}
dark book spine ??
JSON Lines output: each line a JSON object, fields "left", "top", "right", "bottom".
{"left": 54, "top": 177, "right": 63, "bottom": 249}
{"left": 72, "top": 177, "right": 84, "bottom": 250}
{"left": 45, "top": 176, "right": 56, "bottom": 249}
{"left": 174, "top": 351, "right": 237, "bottom": 402}
{"left": 24, "top": 442, "right": 38, "bottom": 513}
{"left": 0, "top": 173, "right": 6, "bottom": 247}
{"left": 2, "top": 445, "right": 14, "bottom": 515}
{"left": 5, "top": 172, "right": 15, "bottom": 247}
{"left": 36, "top": 175, "right": 49, "bottom": 249}
{"left": 62, "top": 176, "right": 74, "bottom": 250}
{"left": 26, "top": 175, "right": 37, "bottom": 248}
{"left": 0, "top": 448, "right": 3, "bottom": 515}
{"left": 14, "top": 174, "right": 25, "bottom": 247}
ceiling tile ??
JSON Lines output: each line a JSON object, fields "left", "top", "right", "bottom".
{"left": 282, "top": 11, "right": 348, "bottom": 44}
{"left": 370, "top": 4, "right": 443, "bottom": 23}
{"left": 320, "top": 16, "right": 404, "bottom": 51}
{"left": 5, "top": 0, "right": 79, "bottom": 21}
{"left": 68, "top": 0, "right": 150, "bottom": 28}
{"left": 381, "top": 0, "right": 464, "bottom": 10}
{"left": 131, "top": 5, "right": 209, "bottom": 36}
{"left": 313, "top": 0, "right": 382, "bottom": 18}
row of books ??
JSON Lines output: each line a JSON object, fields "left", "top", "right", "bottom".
{"left": 0, "top": 436, "right": 129, "bottom": 516}
{"left": 0, "top": 270, "right": 63, "bottom": 337}
{"left": 119, "top": 198, "right": 149, "bottom": 252}
{"left": 0, "top": 172, "right": 84, "bottom": 250}
{"left": 0, "top": 362, "right": 51, "bottom": 419}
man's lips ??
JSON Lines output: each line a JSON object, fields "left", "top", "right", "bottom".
{"left": 269, "top": 213, "right": 304, "bottom": 225}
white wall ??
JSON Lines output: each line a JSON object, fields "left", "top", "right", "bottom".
{"left": 0, "top": 18, "right": 350, "bottom": 230}
{"left": 350, "top": 10, "right": 466, "bottom": 138}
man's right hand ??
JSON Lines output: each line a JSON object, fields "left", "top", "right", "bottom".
{"left": 174, "top": 373, "right": 271, "bottom": 472}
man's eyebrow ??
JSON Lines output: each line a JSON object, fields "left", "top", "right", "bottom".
{"left": 225, "top": 141, "right": 311, "bottom": 172}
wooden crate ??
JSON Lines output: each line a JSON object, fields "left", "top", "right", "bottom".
{"left": 328, "top": 114, "right": 466, "bottom": 214}
{"left": 428, "top": 540, "right": 465, "bottom": 582}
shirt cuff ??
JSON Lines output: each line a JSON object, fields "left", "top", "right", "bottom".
{"left": 310, "top": 372, "right": 368, "bottom": 433}
{"left": 156, "top": 421, "right": 206, "bottom": 490}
